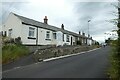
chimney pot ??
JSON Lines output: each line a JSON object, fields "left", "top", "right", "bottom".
{"left": 61, "top": 24, "right": 64, "bottom": 30}
{"left": 79, "top": 31, "right": 81, "bottom": 35}
{"left": 82, "top": 33, "right": 85, "bottom": 36}
{"left": 44, "top": 16, "right": 48, "bottom": 24}
{"left": 45, "top": 16, "right": 47, "bottom": 19}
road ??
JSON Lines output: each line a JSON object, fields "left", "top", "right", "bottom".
{"left": 3, "top": 53, "right": 35, "bottom": 71}
{"left": 3, "top": 46, "right": 110, "bottom": 78}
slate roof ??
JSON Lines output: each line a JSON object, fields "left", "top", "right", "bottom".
{"left": 13, "top": 13, "right": 87, "bottom": 38}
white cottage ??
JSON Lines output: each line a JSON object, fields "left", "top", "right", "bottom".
{"left": 2, "top": 12, "right": 93, "bottom": 46}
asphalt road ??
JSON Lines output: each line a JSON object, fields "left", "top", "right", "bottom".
{"left": 3, "top": 46, "right": 110, "bottom": 78}
{"left": 2, "top": 53, "right": 36, "bottom": 71}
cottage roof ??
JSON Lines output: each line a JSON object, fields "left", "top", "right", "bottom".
{"left": 13, "top": 13, "right": 87, "bottom": 38}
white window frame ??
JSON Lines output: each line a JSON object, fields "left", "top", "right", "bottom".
{"left": 53, "top": 32, "right": 56, "bottom": 39}
{"left": 29, "top": 27, "right": 35, "bottom": 38}
{"left": 66, "top": 34, "right": 69, "bottom": 42}
{"left": 46, "top": 31, "right": 50, "bottom": 39}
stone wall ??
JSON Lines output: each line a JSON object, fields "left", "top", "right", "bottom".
{"left": 25, "top": 45, "right": 56, "bottom": 53}
{"left": 33, "top": 45, "right": 97, "bottom": 62}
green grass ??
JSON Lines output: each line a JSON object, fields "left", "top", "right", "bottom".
{"left": 108, "top": 40, "right": 120, "bottom": 79}
{"left": 2, "top": 44, "right": 29, "bottom": 64}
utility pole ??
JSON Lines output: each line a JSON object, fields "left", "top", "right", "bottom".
{"left": 87, "top": 20, "right": 91, "bottom": 46}
{"left": 88, "top": 20, "right": 91, "bottom": 37}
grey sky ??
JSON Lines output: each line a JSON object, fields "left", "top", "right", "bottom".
{"left": 74, "top": 2, "right": 118, "bottom": 41}
{"left": 0, "top": 0, "right": 118, "bottom": 43}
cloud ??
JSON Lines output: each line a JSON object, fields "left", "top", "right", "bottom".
{"left": 74, "top": 2, "right": 118, "bottom": 42}
{"left": 1, "top": 0, "right": 118, "bottom": 43}
{"left": 1, "top": 1, "right": 28, "bottom": 24}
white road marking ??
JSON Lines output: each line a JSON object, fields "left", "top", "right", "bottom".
{"left": 43, "top": 48, "right": 100, "bottom": 62}
{"left": 3, "top": 66, "right": 21, "bottom": 73}
{"left": 13, "top": 67, "right": 20, "bottom": 69}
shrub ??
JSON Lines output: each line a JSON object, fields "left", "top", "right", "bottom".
{"left": 2, "top": 37, "right": 22, "bottom": 45}
{"left": 3, "top": 37, "right": 14, "bottom": 44}
{"left": 14, "top": 37, "right": 22, "bottom": 45}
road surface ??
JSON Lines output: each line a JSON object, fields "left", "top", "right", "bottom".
{"left": 3, "top": 46, "right": 110, "bottom": 78}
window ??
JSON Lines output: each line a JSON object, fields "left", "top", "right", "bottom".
{"left": 29, "top": 27, "right": 35, "bottom": 38}
{"left": 66, "top": 34, "right": 69, "bottom": 42}
{"left": 46, "top": 31, "right": 50, "bottom": 39}
{"left": 53, "top": 32, "right": 56, "bottom": 39}
{"left": 8, "top": 29, "right": 12, "bottom": 37}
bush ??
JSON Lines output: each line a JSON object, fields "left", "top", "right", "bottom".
{"left": 3, "top": 37, "right": 14, "bottom": 44}
{"left": 2, "top": 44, "right": 29, "bottom": 64}
{"left": 14, "top": 37, "right": 22, "bottom": 45}
{"left": 108, "top": 40, "right": 120, "bottom": 79}
{"left": 2, "top": 37, "right": 22, "bottom": 45}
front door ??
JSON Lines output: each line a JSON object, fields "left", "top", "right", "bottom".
{"left": 71, "top": 37, "right": 72, "bottom": 45}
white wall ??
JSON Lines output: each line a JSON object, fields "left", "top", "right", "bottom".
{"left": 87, "top": 39, "right": 89, "bottom": 45}
{"left": 56, "top": 31, "right": 63, "bottom": 46}
{"left": 21, "top": 24, "right": 37, "bottom": 45}
{"left": 89, "top": 39, "right": 92, "bottom": 45}
{"left": 38, "top": 28, "right": 57, "bottom": 45}
{"left": 87, "top": 39, "right": 92, "bottom": 45}
{"left": 20, "top": 24, "right": 59, "bottom": 45}
{"left": 63, "top": 34, "right": 75, "bottom": 45}
{"left": 3, "top": 13, "right": 22, "bottom": 38}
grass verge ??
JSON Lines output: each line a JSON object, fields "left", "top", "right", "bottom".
{"left": 2, "top": 44, "right": 29, "bottom": 64}
{"left": 108, "top": 40, "right": 120, "bottom": 79}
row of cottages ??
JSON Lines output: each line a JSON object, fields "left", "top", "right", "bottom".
{"left": 2, "top": 12, "right": 95, "bottom": 46}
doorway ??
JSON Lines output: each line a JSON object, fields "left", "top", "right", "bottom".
{"left": 71, "top": 37, "right": 72, "bottom": 45}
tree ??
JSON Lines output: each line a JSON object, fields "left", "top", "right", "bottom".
{"left": 116, "top": 3, "right": 120, "bottom": 78}
{"left": 110, "top": 1, "right": 120, "bottom": 78}
{"left": 117, "top": 4, "right": 120, "bottom": 52}
{"left": 105, "top": 38, "right": 112, "bottom": 45}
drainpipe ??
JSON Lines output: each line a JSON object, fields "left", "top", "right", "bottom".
{"left": 36, "top": 27, "right": 38, "bottom": 46}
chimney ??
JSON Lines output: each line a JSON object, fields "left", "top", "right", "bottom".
{"left": 79, "top": 31, "right": 81, "bottom": 35}
{"left": 44, "top": 16, "right": 48, "bottom": 24}
{"left": 91, "top": 37, "right": 92, "bottom": 39}
{"left": 82, "top": 32, "right": 85, "bottom": 36}
{"left": 61, "top": 24, "right": 64, "bottom": 30}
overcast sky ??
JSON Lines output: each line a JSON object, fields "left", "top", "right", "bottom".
{"left": 0, "top": 0, "right": 118, "bottom": 43}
